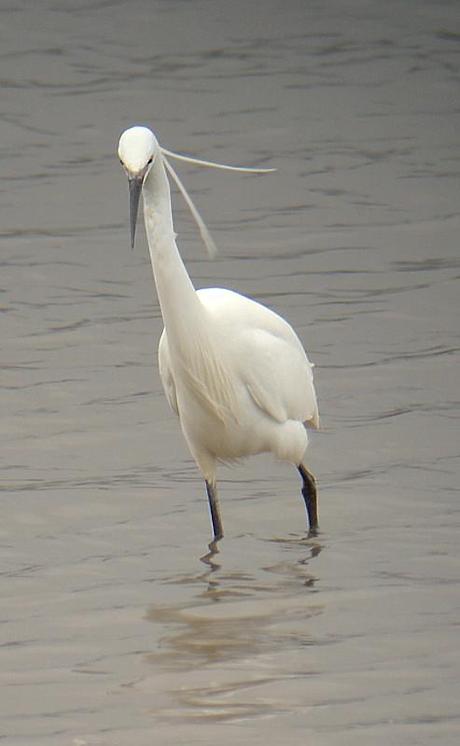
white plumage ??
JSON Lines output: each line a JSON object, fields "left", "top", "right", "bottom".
{"left": 118, "top": 125, "right": 319, "bottom": 541}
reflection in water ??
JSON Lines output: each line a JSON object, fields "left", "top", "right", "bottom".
{"left": 144, "top": 539, "right": 323, "bottom": 722}
{"left": 200, "top": 537, "right": 223, "bottom": 571}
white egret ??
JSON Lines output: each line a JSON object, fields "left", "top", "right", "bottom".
{"left": 118, "top": 125, "right": 319, "bottom": 541}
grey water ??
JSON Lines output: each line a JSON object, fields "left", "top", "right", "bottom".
{"left": 1, "top": 0, "right": 459, "bottom": 744}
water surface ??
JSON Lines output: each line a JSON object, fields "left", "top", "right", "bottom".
{"left": 1, "top": 1, "right": 459, "bottom": 744}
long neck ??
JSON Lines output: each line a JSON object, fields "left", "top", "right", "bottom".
{"left": 142, "top": 156, "right": 204, "bottom": 348}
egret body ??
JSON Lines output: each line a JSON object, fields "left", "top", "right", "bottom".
{"left": 118, "top": 126, "right": 319, "bottom": 541}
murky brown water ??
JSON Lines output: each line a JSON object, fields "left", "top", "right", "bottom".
{"left": 1, "top": 1, "right": 459, "bottom": 744}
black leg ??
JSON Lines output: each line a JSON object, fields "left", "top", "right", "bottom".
{"left": 205, "top": 480, "right": 224, "bottom": 541}
{"left": 298, "top": 463, "right": 318, "bottom": 534}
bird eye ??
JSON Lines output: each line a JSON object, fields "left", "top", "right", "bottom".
{"left": 147, "top": 156, "right": 153, "bottom": 165}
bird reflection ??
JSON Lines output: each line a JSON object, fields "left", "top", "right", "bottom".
{"left": 198, "top": 533, "right": 323, "bottom": 594}
{"left": 200, "top": 538, "right": 222, "bottom": 572}
{"left": 263, "top": 535, "right": 323, "bottom": 590}
{"left": 144, "top": 534, "right": 324, "bottom": 729}
{"left": 146, "top": 533, "right": 324, "bottom": 666}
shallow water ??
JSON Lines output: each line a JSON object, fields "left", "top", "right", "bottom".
{"left": 1, "top": 1, "right": 459, "bottom": 744}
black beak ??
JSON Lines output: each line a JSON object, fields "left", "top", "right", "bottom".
{"left": 128, "top": 175, "right": 144, "bottom": 249}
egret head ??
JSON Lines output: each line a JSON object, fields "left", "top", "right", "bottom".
{"left": 118, "top": 126, "right": 159, "bottom": 248}
{"left": 117, "top": 125, "right": 275, "bottom": 255}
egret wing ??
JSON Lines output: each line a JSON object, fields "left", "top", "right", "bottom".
{"left": 197, "top": 287, "right": 319, "bottom": 429}
{"left": 158, "top": 324, "right": 238, "bottom": 424}
{"left": 240, "top": 327, "right": 319, "bottom": 428}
